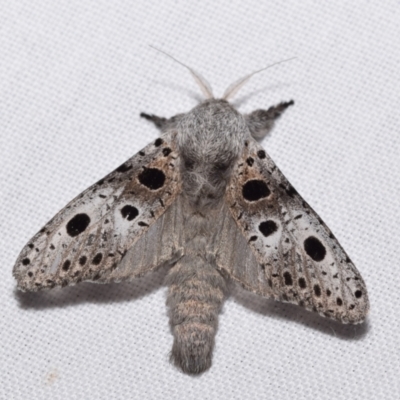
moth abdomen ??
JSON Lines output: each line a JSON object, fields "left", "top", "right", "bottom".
{"left": 165, "top": 255, "right": 226, "bottom": 375}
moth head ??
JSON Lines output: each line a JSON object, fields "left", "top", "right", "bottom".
{"left": 178, "top": 99, "right": 245, "bottom": 172}
{"left": 176, "top": 99, "right": 246, "bottom": 205}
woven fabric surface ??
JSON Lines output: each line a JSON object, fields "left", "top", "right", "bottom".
{"left": 1, "top": 1, "right": 399, "bottom": 399}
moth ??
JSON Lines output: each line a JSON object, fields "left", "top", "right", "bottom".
{"left": 13, "top": 52, "right": 369, "bottom": 375}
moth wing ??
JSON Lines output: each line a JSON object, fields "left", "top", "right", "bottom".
{"left": 13, "top": 133, "right": 184, "bottom": 291}
{"left": 215, "top": 138, "right": 369, "bottom": 324}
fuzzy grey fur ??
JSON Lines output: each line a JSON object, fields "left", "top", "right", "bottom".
{"left": 144, "top": 99, "right": 293, "bottom": 374}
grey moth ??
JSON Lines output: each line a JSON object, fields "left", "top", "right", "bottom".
{"left": 13, "top": 53, "right": 369, "bottom": 375}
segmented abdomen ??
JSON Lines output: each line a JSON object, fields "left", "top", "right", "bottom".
{"left": 166, "top": 255, "right": 226, "bottom": 374}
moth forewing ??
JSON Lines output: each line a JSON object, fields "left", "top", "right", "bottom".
{"left": 224, "top": 137, "right": 369, "bottom": 324}
{"left": 13, "top": 132, "right": 182, "bottom": 291}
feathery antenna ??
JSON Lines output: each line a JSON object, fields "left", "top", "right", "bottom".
{"left": 149, "top": 45, "right": 214, "bottom": 99}
{"left": 222, "top": 57, "right": 297, "bottom": 101}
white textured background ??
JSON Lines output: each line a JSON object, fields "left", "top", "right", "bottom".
{"left": 1, "top": 1, "right": 399, "bottom": 399}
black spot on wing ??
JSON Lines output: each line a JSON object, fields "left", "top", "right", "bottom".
{"left": 154, "top": 138, "right": 163, "bottom": 147}
{"left": 355, "top": 290, "right": 362, "bottom": 298}
{"left": 259, "top": 220, "right": 278, "bottom": 237}
{"left": 246, "top": 157, "right": 254, "bottom": 166}
{"left": 283, "top": 272, "right": 293, "bottom": 286}
{"left": 298, "top": 277, "right": 307, "bottom": 289}
{"left": 62, "top": 260, "right": 71, "bottom": 271}
{"left": 162, "top": 148, "right": 172, "bottom": 157}
{"left": 92, "top": 253, "right": 103, "bottom": 265}
{"left": 138, "top": 168, "right": 165, "bottom": 190}
{"left": 314, "top": 284, "right": 322, "bottom": 297}
{"left": 242, "top": 180, "right": 270, "bottom": 202}
{"left": 22, "top": 258, "right": 30, "bottom": 266}
{"left": 304, "top": 236, "right": 326, "bottom": 261}
{"left": 115, "top": 162, "right": 132, "bottom": 173}
{"left": 66, "top": 214, "right": 91, "bottom": 237}
{"left": 120, "top": 205, "right": 139, "bottom": 221}
{"left": 79, "top": 256, "right": 87, "bottom": 266}
{"left": 257, "top": 150, "right": 266, "bottom": 159}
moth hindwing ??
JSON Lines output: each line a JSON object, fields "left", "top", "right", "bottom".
{"left": 14, "top": 70, "right": 369, "bottom": 375}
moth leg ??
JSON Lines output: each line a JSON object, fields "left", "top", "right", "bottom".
{"left": 245, "top": 100, "right": 294, "bottom": 140}
{"left": 140, "top": 112, "right": 182, "bottom": 132}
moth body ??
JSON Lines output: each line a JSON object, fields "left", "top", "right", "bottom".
{"left": 160, "top": 100, "right": 245, "bottom": 373}
{"left": 14, "top": 73, "right": 369, "bottom": 375}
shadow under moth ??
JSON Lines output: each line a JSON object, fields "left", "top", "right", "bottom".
{"left": 13, "top": 51, "right": 369, "bottom": 375}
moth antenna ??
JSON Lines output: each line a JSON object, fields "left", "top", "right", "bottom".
{"left": 149, "top": 45, "right": 214, "bottom": 99}
{"left": 222, "top": 57, "right": 297, "bottom": 101}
